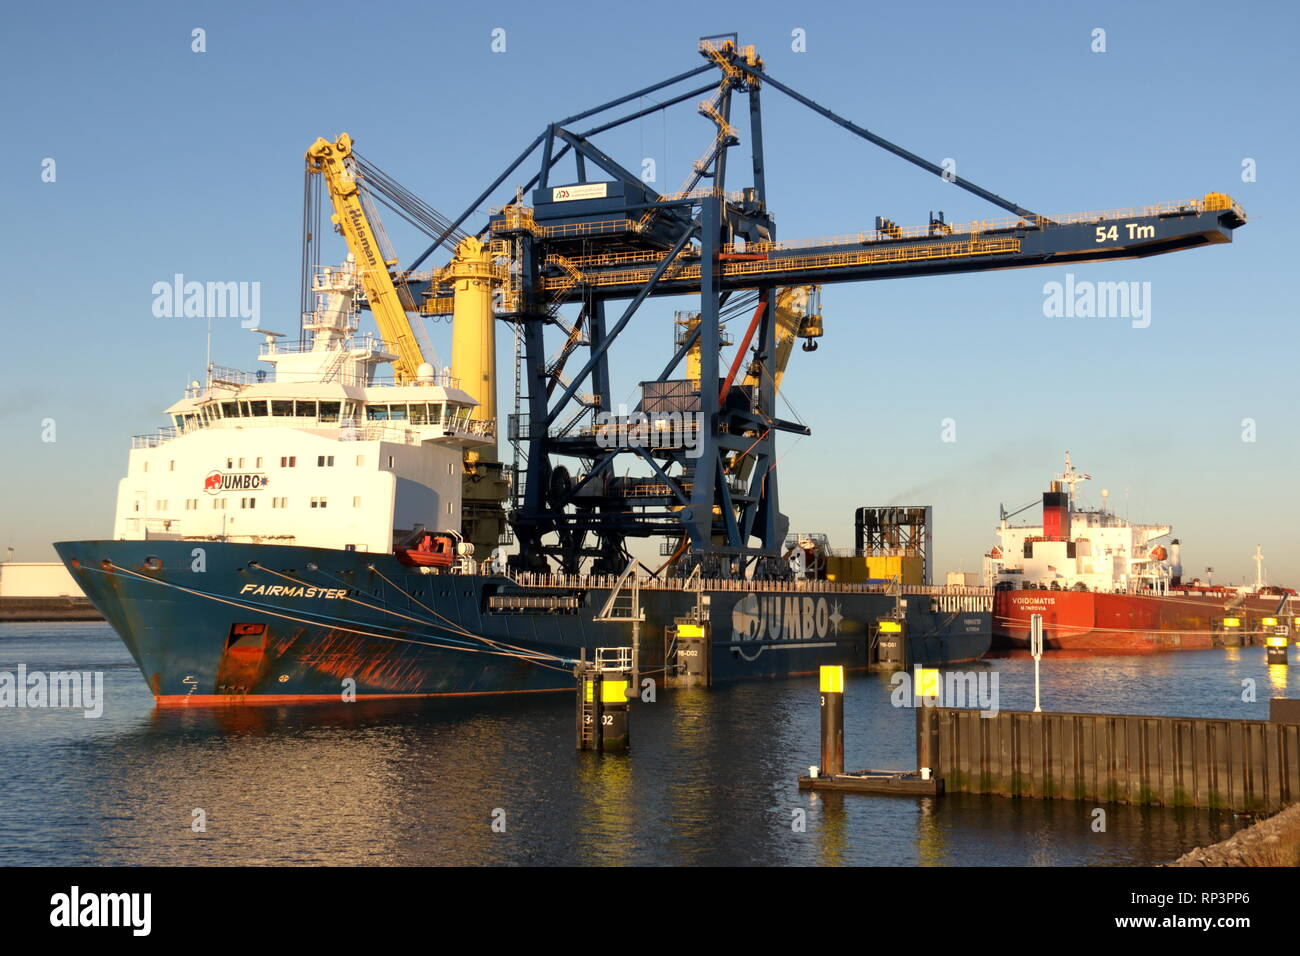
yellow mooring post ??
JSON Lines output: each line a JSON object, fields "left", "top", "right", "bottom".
{"left": 576, "top": 648, "right": 632, "bottom": 752}
{"left": 819, "top": 665, "right": 844, "bottom": 777}
{"left": 600, "top": 674, "right": 631, "bottom": 751}
{"left": 1221, "top": 616, "right": 1243, "bottom": 647}
{"left": 1265, "top": 617, "right": 1289, "bottom": 665}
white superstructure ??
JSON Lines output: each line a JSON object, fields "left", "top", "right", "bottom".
{"left": 114, "top": 259, "right": 494, "bottom": 554}
{"left": 983, "top": 455, "right": 1175, "bottom": 594}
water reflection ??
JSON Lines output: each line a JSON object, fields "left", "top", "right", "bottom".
{"left": 2, "top": 623, "right": 1288, "bottom": 866}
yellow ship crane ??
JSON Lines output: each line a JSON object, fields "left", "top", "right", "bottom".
{"left": 305, "top": 133, "right": 427, "bottom": 383}
{"left": 304, "top": 134, "right": 510, "bottom": 559}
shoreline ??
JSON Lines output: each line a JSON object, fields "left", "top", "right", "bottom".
{"left": 1168, "top": 803, "right": 1300, "bottom": 867}
{"left": 0, "top": 598, "right": 103, "bottom": 623}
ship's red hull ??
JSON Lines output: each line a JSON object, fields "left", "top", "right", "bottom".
{"left": 994, "top": 589, "right": 1293, "bottom": 652}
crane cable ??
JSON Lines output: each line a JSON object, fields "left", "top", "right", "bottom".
{"left": 352, "top": 151, "right": 468, "bottom": 253}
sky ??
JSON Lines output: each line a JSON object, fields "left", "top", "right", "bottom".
{"left": 2, "top": 0, "right": 1297, "bottom": 585}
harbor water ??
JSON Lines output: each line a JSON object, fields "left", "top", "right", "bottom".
{"left": 3, "top": 621, "right": 1297, "bottom": 866}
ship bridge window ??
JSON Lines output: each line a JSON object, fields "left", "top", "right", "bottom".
{"left": 247, "top": 400, "right": 268, "bottom": 417}
{"left": 410, "top": 403, "right": 443, "bottom": 425}
{"left": 271, "top": 400, "right": 294, "bottom": 417}
{"left": 364, "top": 403, "right": 410, "bottom": 422}
{"left": 221, "top": 401, "right": 240, "bottom": 418}
{"left": 295, "top": 400, "right": 317, "bottom": 418}
{"left": 319, "top": 401, "right": 340, "bottom": 422}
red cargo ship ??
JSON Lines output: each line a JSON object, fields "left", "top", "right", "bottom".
{"left": 986, "top": 455, "right": 1296, "bottom": 652}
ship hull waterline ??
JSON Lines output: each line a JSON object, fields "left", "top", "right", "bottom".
{"left": 994, "top": 588, "right": 1291, "bottom": 653}
{"left": 57, "top": 540, "right": 992, "bottom": 705}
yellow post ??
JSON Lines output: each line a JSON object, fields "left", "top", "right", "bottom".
{"left": 449, "top": 237, "right": 498, "bottom": 460}
{"left": 819, "top": 665, "right": 845, "bottom": 776}
{"left": 915, "top": 666, "right": 940, "bottom": 703}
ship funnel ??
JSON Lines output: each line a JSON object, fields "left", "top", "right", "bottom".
{"left": 1170, "top": 539, "right": 1182, "bottom": 585}
{"left": 1043, "top": 481, "right": 1070, "bottom": 539}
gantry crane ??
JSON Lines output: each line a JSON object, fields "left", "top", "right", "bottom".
{"left": 385, "top": 35, "right": 1244, "bottom": 577}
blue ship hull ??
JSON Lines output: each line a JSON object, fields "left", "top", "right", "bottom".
{"left": 55, "top": 540, "right": 990, "bottom": 703}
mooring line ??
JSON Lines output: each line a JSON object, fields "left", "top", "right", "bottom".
{"left": 83, "top": 563, "right": 578, "bottom": 671}
{"left": 252, "top": 562, "right": 575, "bottom": 667}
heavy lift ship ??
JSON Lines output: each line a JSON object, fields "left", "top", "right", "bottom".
{"left": 57, "top": 36, "right": 1246, "bottom": 702}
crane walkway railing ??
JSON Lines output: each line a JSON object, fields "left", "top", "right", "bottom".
{"left": 538, "top": 236, "right": 1020, "bottom": 292}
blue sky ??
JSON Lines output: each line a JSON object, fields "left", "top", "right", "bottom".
{"left": 3, "top": 0, "right": 1297, "bottom": 584}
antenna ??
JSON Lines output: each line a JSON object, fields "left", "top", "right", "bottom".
{"left": 1056, "top": 451, "right": 1093, "bottom": 508}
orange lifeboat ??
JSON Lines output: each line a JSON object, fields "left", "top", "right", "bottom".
{"left": 396, "top": 532, "right": 455, "bottom": 568}
{"left": 1150, "top": 545, "right": 1167, "bottom": 561}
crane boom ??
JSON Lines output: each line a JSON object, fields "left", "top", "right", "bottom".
{"left": 305, "top": 133, "right": 426, "bottom": 383}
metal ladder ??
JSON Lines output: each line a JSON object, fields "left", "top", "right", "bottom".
{"left": 595, "top": 559, "right": 646, "bottom": 623}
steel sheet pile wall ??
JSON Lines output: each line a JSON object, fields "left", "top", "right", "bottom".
{"left": 920, "top": 707, "right": 1300, "bottom": 812}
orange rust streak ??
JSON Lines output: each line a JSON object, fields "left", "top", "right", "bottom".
{"left": 155, "top": 687, "right": 569, "bottom": 707}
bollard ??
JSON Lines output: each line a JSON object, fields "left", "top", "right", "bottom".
{"left": 875, "top": 618, "right": 906, "bottom": 668}
{"left": 577, "top": 648, "right": 633, "bottom": 752}
{"left": 599, "top": 675, "right": 631, "bottom": 751}
{"left": 1221, "top": 616, "right": 1243, "bottom": 647}
{"left": 671, "top": 620, "right": 711, "bottom": 687}
{"left": 1267, "top": 635, "right": 1289, "bottom": 665}
{"left": 819, "top": 665, "right": 844, "bottom": 777}
{"left": 915, "top": 703, "right": 939, "bottom": 780}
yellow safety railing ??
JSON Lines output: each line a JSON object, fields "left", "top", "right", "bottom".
{"left": 538, "top": 236, "right": 1020, "bottom": 292}
{"left": 547, "top": 248, "right": 699, "bottom": 270}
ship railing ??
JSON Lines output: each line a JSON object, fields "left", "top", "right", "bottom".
{"left": 131, "top": 427, "right": 179, "bottom": 449}
{"left": 259, "top": 333, "right": 399, "bottom": 357}
{"left": 825, "top": 547, "right": 925, "bottom": 558}
{"left": 507, "top": 571, "right": 994, "bottom": 597}
{"left": 133, "top": 417, "right": 493, "bottom": 447}
{"left": 206, "top": 365, "right": 272, "bottom": 387}
{"left": 460, "top": 418, "right": 497, "bottom": 438}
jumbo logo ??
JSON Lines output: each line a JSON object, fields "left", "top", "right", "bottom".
{"left": 204, "top": 470, "right": 269, "bottom": 494}
{"left": 730, "top": 595, "right": 844, "bottom": 661}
